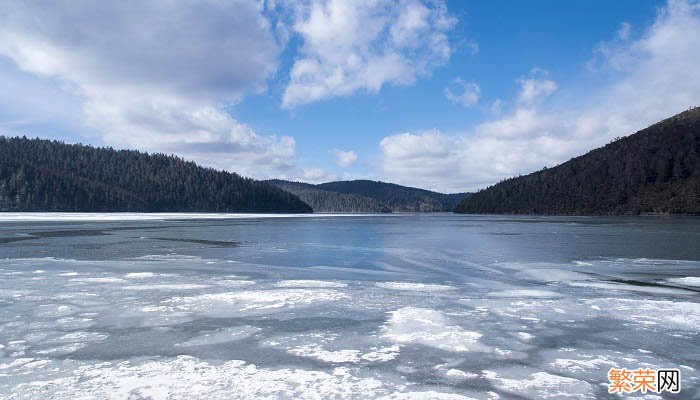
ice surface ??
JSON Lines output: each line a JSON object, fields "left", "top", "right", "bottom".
{"left": 487, "top": 289, "right": 561, "bottom": 298}
{"left": 124, "top": 272, "right": 156, "bottom": 278}
{"left": 1, "top": 215, "right": 699, "bottom": 399}
{"left": 275, "top": 280, "right": 348, "bottom": 288}
{"left": 375, "top": 282, "right": 455, "bottom": 291}
{"left": 69, "top": 277, "right": 126, "bottom": 283}
{"left": 666, "top": 276, "right": 700, "bottom": 287}
{"left": 122, "top": 284, "right": 211, "bottom": 290}
{"left": 176, "top": 326, "right": 260, "bottom": 347}
{"left": 382, "top": 308, "right": 484, "bottom": 352}
{"left": 568, "top": 281, "right": 697, "bottom": 295}
{"left": 165, "top": 289, "right": 349, "bottom": 317}
{"left": 483, "top": 369, "right": 595, "bottom": 399}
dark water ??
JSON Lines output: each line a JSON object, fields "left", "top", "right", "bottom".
{"left": 0, "top": 213, "right": 698, "bottom": 399}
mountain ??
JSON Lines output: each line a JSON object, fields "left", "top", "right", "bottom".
{"left": 0, "top": 136, "right": 311, "bottom": 213}
{"left": 269, "top": 179, "right": 470, "bottom": 212}
{"left": 317, "top": 180, "right": 469, "bottom": 212}
{"left": 455, "top": 108, "right": 700, "bottom": 215}
{"left": 266, "top": 180, "right": 391, "bottom": 213}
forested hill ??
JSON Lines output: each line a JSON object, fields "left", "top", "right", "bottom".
{"left": 0, "top": 137, "right": 311, "bottom": 213}
{"left": 267, "top": 180, "right": 391, "bottom": 213}
{"left": 455, "top": 108, "right": 700, "bottom": 215}
{"left": 317, "top": 180, "right": 469, "bottom": 212}
{"left": 268, "top": 179, "right": 470, "bottom": 212}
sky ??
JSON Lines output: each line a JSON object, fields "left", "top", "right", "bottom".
{"left": 1, "top": 0, "right": 699, "bottom": 193}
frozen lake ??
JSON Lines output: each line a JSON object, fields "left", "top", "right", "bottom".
{"left": 0, "top": 213, "right": 698, "bottom": 399}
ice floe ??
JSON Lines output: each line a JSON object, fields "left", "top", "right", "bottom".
{"left": 584, "top": 298, "right": 700, "bottom": 330}
{"left": 5, "top": 356, "right": 388, "bottom": 399}
{"left": 483, "top": 369, "right": 595, "bottom": 399}
{"left": 214, "top": 279, "right": 256, "bottom": 288}
{"left": 377, "top": 392, "right": 479, "bottom": 400}
{"left": 69, "top": 277, "right": 126, "bottom": 283}
{"left": 382, "top": 307, "right": 483, "bottom": 352}
{"left": 124, "top": 272, "right": 156, "bottom": 279}
{"left": 288, "top": 344, "right": 363, "bottom": 363}
{"left": 375, "top": 282, "right": 455, "bottom": 291}
{"left": 166, "top": 289, "right": 349, "bottom": 317}
{"left": 276, "top": 280, "right": 348, "bottom": 288}
{"left": 665, "top": 276, "right": 700, "bottom": 287}
{"left": 487, "top": 289, "right": 561, "bottom": 298}
{"left": 122, "top": 284, "right": 210, "bottom": 291}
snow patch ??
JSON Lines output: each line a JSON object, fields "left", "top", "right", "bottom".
{"left": 666, "top": 277, "right": 700, "bottom": 287}
{"left": 122, "top": 284, "right": 210, "bottom": 291}
{"left": 276, "top": 280, "right": 348, "bottom": 288}
{"left": 8, "top": 356, "right": 388, "bottom": 399}
{"left": 69, "top": 277, "right": 126, "bottom": 283}
{"left": 487, "top": 289, "right": 561, "bottom": 298}
{"left": 124, "top": 272, "right": 156, "bottom": 279}
{"left": 382, "top": 307, "right": 483, "bottom": 352}
{"left": 483, "top": 370, "right": 595, "bottom": 399}
{"left": 378, "top": 391, "right": 479, "bottom": 399}
{"left": 287, "top": 344, "right": 362, "bottom": 363}
{"left": 376, "top": 282, "right": 455, "bottom": 291}
{"left": 166, "top": 289, "right": 348, "bottom": 317}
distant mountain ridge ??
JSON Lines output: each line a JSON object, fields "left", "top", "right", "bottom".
{"left": 269, "top": 179, "right": 470, "bottom": 213}
{"left": 455, "top": 108, "right": 700, "bottom": 215}
{"left": 0, "top": 136, "right": 311, "bottom": 213}
{"left": 266, "top": 180, "right": 391, "bottom": 213}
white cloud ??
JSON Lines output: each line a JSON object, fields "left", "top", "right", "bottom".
{"left": 380, "top": 0, "right": 700, "bottom": 192}
{"left": 379, "top": 128, "right": 580, "bottom": 193}
{"left": 281, "top": 0, "right": 457, "bottom": 108}
{"left": 332, "top": 149, "right": 358, "bottom": 167}
{"left": 0, "top": 58, "right": 83, "bottom": 135}
{"left": 517, "top": 69, "right": 557, "bottom": 105}
{"left": 445, "top": 78, "right": 481, "bottom": 107}
{"left": 297, "top": 168, "right": 338, "bottom": 184}
{"left": 0, "top": 0, "right": 295, "bottom": 178}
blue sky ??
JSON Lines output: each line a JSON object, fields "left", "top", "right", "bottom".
{"left": 1, "top": 0, "right": 698, "bottom": 192}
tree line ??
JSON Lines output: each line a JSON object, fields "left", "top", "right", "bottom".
{"left": 455, "top": 108, "right": 700, "bottom": 215}
{"left": 0, "top": 136, "right": 311, "bottom": 213}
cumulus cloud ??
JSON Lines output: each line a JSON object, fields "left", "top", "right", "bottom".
{"left": 517, "top": 69, "right": 557, "bottom": 105}
{"left": 0, "top": 0, "right": 296, "bottom": 177}
{"left": 445, "top": 78, "right": 481, "bottom": 107}
{"left": 281, "top": 0, "right": 457, "bottom": 108}
{"left": 332, "top": 149, "right": 359, "bottom": 167}
{"left": 380, "top": 0, "right": 700, "bottom": 192}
